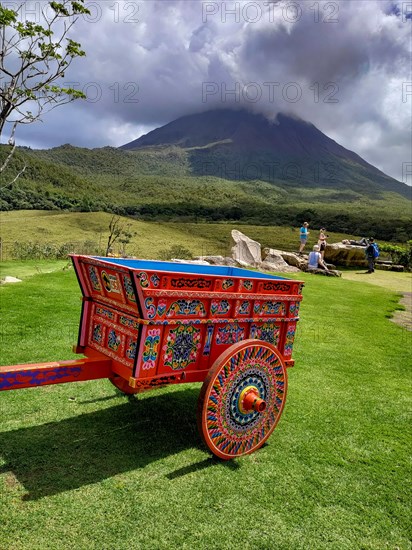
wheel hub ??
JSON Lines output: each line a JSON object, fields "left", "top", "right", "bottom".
{"left": 238, "top": 385, "right": 266, "bottom": 413}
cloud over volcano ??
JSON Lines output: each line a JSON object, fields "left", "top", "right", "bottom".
{"left": 13, "top": 0, "right": 412, "bottom": 183}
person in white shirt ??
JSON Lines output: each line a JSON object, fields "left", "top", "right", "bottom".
{"left": 307, "top": 245, "right": 329, "bottom": 271}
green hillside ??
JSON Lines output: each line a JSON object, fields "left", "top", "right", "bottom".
{"left": 1, "top": 144, "right": 411, "bottom": 242}
{"left": 0, "top": 211, "right": 363, "bottom": 261}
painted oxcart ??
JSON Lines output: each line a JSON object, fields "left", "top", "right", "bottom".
{"left": 0, "top": 256, "right": 303, "bottom": 459}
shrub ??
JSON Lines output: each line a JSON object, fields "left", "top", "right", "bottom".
{"left": 158, "top": 244, "right": 194, "bottom": 261}
{"left": 379, "top": 241, "right": 412, "bottom": 269}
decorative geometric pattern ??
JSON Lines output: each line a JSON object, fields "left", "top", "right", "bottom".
{"left": 200, "top": 342, "right": 287, "bottom": 459}
{"left": 88, "top": 266, "right": 101, "bottom": 291}
{"left": 150, "top": 274, "right": 160, "bottom": 287}
{"left": 138, "top": 272, "right": 149, "bottom": 288}
{"left": 262, "top": 282, "right": 290, "bottom": 292}
{"left": 222, "top": 279, "right": 234, "bottom": 290}
{"left": 167, "top": 300, "right": 206, "bottom": 317}
{"left": 216, "top": 322, "right": 245, "bottom": 345}
{"left": 164, "top": 324, "right": 201, "bottom": 370}
{"left": 126, "top": 338, "right": 137, "bottom": 360}
{"left": 254, "top": 301, "right": 286, "bottom": 316}
{"left": 203, "top": 324, "right": 215, "bottom": 356}
{"left": 101, "top": 271, "right": 120, "bottom": 293}
{"left": 210, "top": 300, "right": 230, "bottom": 315}
{"left": 242, "top": 280, "right": 253, "bottom": 290}
{"left": 250, "top": 322, "right": 280, "bottom": 346}
{"left": 289, "top": 302, "right": 300, "bottom": 317}
{"left": 157, "top": 300, "right": 167, "bottom": 317}
{"left": 96, "top": 306, "right": 114, "bottom": 320}
{"left": 93, "top": 324, "right": 103, "bottom": 344}
{"left": 145, "top": 297, "right": 156, "bottom": 319}
{"left": 123, "top": 275, "right": 136, "bottom": 302}
{"left": 170, "top": 277, "right": 212, "bottom": 289}
{"left": 236, "top": 300, "right": 250, "bottom": 316}
{"left": 284, "top": 323, "right": 296, "bottom": 357}
{"left": 0, "top": 366, "right": 83, "bottom": 390}
{"left": 107, "top": 329, "right": 121, "bottom": 351}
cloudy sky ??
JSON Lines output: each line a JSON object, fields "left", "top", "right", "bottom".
{"left": 7, "top": 0, "right": 412, "bottom": 183}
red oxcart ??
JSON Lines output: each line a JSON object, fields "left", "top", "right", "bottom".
{"left": 0, "top": 256, "right": 303, "bottom": 459}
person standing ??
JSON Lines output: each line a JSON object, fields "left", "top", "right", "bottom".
{"left": 365, "top": 238, "right": 379, "bottom": 273}
{"left": 299, "top": 222, "right": 309, "bottom": 253}
{"left": 318, "top": 228, "right": 329, "bottom": 259}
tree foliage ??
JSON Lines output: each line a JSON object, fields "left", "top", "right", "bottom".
{"left": 0, "top": 0, "right": 89, "bottom": 186}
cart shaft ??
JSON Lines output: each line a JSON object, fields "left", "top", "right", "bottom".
{"left": 0, "top": 352, "right": 112, "bottom": 392}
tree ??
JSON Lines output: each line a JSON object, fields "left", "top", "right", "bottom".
{"left": 0, "top": 1, "right": 90, "bottom": 188}
{"left": 106, "top": 215, "right": 136, "bottom": 257}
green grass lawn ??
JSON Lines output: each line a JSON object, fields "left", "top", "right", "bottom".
{"left": 0, "top": 266, "right": 411, "bottom": 549}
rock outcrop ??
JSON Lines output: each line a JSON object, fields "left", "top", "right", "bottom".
{"left": 264, "top": 248, "right": 307, "bottom": 270}
{"left": 324, "top": 243, "right": 368, "bottom": 267}
{"left": 260, "top": 249, "right": 300, "bottom": 273}
{"left": 195, "top": 255, "right": 238, "bottom": 266}
{"left": 231, "top": 230, "right": 262, "bottom": 267}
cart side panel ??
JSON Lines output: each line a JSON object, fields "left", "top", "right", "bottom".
{"left": 73, "top": 256, "right": 140, "bottom": 316}
{"left": 82, "top": 302, "right": 139, "bottom": 376}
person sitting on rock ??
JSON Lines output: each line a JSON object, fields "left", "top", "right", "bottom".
{"left": 307, "top": 245, "right": 329, "bottom": 271}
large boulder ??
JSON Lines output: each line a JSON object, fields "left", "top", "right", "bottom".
{"left": 231, "top": 230, "right": 262, "bottom": 267}
{"left": 1, "top": 276, "right": 22, "bottom": 284}
{"left": 264, "top": 248, "right": 307, "bottom": 270}
{"left": 195, "top": 255, "right": 238, "bottom": 266}
{"left": 260, "top": 261, "right": 300, "bottom": 273}
{"left": 324, "top": 243, "right": 368, "bottom": 267}
{"left": 261, "top": 249, "right": 300, "bottom": 273}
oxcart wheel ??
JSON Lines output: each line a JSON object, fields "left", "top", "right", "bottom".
{"left": 197, "top": 339, "right": 287, "bottom": 460}
{"left": 109, "top": 375, "right": 140, "bottom": 395}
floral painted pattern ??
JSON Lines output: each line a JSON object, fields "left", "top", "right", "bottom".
{"left": 142, "top": 329, "right": 161, "bottom": 370}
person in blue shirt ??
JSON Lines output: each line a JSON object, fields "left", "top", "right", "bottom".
{"left": 308, "top": 245, "right": 329, "bottom": 271}
{"left": 299, "top": 222, "right": 310, "bottom": 253}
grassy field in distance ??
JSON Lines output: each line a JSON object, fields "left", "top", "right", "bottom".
{"left": 1, "top": 210, "right": 364, "bottom": 260}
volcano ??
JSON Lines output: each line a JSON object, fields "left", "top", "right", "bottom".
{"left": 122, "top": 108, "right": 410, "bottom": 199}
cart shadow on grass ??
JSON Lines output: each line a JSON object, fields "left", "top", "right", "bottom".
{"left": 0, "top": 387, "right": 237, "bottom": 501}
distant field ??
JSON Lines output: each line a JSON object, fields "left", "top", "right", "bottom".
{"left": 1, "top": 210, "right": 361, "bottom": 260}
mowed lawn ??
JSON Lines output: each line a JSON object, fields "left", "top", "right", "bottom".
{"left": 0, "top": 264, "right": 411, "bottom": 549}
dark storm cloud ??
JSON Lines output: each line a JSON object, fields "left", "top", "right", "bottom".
{"left": 9, "top": 0, "right": 412, "bottom": 182}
